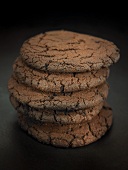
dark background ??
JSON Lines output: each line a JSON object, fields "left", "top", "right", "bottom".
{"left": 0, "top": 6, "right": 128, "bottom": 170}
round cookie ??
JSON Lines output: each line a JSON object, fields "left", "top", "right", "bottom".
{"left": 17, "top": 104, "right": 113, "bottom": 148}
{"left": 13, "top": 57, "right": 110, "bottom": 93}
{"left": 20, "top": 30, "right": 120, "bottom": 73}
{"left": 10, "top": 95, "right": 104, "bottom": 124}
{"left": 8, "top": 77, "right": 109, "bottom": 110}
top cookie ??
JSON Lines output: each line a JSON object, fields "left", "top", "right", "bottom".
{"left": 20, "top": 30, "right": 120, "bottom": 73}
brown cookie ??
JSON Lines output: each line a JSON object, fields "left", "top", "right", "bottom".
{"left": 10, "top": 95, "right": 104, "bottom": 124}
{"left": 13, "top": 57, "right": 109, "bottom": 92}
{"left": 20, "top": 30, "right": 120, "bottom": 73}
{"left": 17, "top": 103, "right": 113, "bottom": 148}
{"left": 8, "top": 76, "right": 109, "bottom": 110}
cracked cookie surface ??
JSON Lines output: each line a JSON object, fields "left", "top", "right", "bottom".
{"left": 13, "top": 57, "right": 109, "bottom": 92}
{"left": 18, "top": 103, "right": 112, "bottom": 148}
{"left": 8, "top": 77, "right": 109, "bottom": 110}
{"left": 20, "top": 30, "right": 120, "bottom": 73}
{"left": 10, "top": 95, "right": 104, "bottom": 124}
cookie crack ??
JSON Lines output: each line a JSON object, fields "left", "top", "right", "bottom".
{"left": 53, "top": 110, "right": 58, "bottom": 123}
{"left": 38, "top": 33, "right": 46, "bottom": 44}
{"left": 87, "top": 123, "right": 97, "bottom": 138}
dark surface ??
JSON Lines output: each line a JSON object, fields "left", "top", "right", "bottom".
{"left": 0, "top": 14, "right": 128, "bottom": 170}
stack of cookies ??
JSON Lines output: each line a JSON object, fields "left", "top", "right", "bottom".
{"left": 8, "top": 30, "right": 120, "bottom": 148}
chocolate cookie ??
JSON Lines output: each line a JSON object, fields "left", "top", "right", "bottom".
{"left": 10, "top": 95, "right": 104, "bottom": 124}
{"left": 20, "top": 30, "right": 120, "bottom": 73}
{"left": 13, "top": 57, "right": 109, "bottom": 92}
{"left": 8, "top": 77, "right": 109, "bottom": 110}
{"left": 18, "top": 103, "right": 112, "bottom": 148}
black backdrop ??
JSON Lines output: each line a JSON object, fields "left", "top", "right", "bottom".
{"left": 0, "top": 6, "right": 128, "bottom": 170}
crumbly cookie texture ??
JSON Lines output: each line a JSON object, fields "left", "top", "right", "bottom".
{"left": 13, "top": 57, "right": 109, "bottom": 92}
{"left": 8, "top": 77, "right": 109, "bottom": 110}
{"left": 18, "top": 103, "right": 112, "bottom": 148}
{"left": 10, "top": 95, "right": 104, "bottom": 124}
{"left": 20, "top": 30, "right": 120, "bottom": 73}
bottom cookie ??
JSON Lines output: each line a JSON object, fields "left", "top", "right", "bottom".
{"left": 18, "top": 104, "right": 112, "bottom": 148}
